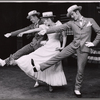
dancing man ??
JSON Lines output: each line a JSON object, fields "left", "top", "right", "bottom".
{"left": 32, "top": 5, "right": 100, "bottom": 97}
{"left": 0, "top": 10, "right": 47, "bottom": 66}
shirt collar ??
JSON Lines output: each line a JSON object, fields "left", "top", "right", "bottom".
{"left": 79, "top": 16, "right": 83, "bottom": 21}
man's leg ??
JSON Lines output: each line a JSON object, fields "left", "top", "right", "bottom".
{"left": 75, "top": 48, "right": 88, "bottom": 91}
{"left": 39, "top": 44, "right": 76, "bottom": 71}
{"left": 5, "top": 42, "right": 36, "bottom": 65}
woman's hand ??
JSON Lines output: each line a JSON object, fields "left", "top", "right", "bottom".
{"left": 40, "top": 41, "right": 47, "bottom": 45}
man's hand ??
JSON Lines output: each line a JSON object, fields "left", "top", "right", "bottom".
{"left": 4, "top": 33, "right": 11, "bottom": 38}
{"left": 17, "top": 33, "right": 24, "bottom": 37}
{"left": 38, "top": 30, "right": 47, "bottom": 35}
{"left": 85, "top": 42, "right": 94, "bottom": 47}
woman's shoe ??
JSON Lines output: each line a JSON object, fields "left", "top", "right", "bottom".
{"left": 49, "top": 85, "right": 53, "bottom": 92}
{"left": 0, "top": 59, "right": 5, "bottom": 67}
{"left": 34, "top": 81, "right": 39, "bottom": 88}
{"left": 31, "top": 59, "right": 37, "bottom": 72}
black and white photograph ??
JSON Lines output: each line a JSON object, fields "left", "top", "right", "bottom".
{"left": 0, "top": 1, "right": 100, "bottom": 99}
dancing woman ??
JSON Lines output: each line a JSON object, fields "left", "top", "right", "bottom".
{"left": 2, "top": 12, "right": 67, "bottom": 92}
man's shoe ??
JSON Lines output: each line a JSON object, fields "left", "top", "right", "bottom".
{"left": 74, "top": 90, "right": 82, "bottom": 98}
{"left": 0, "top": 59, "right": 5, "bottom": 67}
{"left": 9, "top": 54, "right": 16, "bottom": 66}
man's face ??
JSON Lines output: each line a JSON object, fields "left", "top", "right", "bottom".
{"left": 70, "top": 11, "right": 79, "bottom": 21}
{"left": 29, "top": 15, "right": 38, "bottom": 23}
{"left": 43, "top": 18, "right": 50, "bottom": 26}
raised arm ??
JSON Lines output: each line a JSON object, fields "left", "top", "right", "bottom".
{"left": 4, "top": 25, "right": 33, "bottom": 38}
{"left": 47, "top": 22, "right": 70, "bottom": 34}
{"left": 38, "top": 22, "right": 70, "bottom": 35}
{"left": 18, "top": 28, "right": 42, "bottom": 37}
{"left": 18, "top": 24, "right": 48, "bottom": 37}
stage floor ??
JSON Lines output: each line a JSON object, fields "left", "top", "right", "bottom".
{"left": 0, "top": 59, "right": 100, "bottom": 99}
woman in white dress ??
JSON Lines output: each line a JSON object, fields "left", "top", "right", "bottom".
{"left": 1, "top": 12, "right": 67, "bottom": 92}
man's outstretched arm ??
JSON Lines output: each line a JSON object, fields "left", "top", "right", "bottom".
{"left": 4, "top": 25, "right": 32, "bottom": 38}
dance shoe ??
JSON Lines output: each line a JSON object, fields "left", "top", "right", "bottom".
{"left": 31, "top": 59, "right": 37, "bottom": 72}
{"left": 34, "top": 81, "right": 39, "bottom": 88}
{"left": 49, "top": 85, "right": 53, "bottom": 92}
{"left": 33, "top": 67, "right": 38, "bottom": 72}
{"left": 74, "top": 90, "right": 82, "bottom": 98}
{"left": 31, "top": 59, "right": 40, "bottom": 72}
{"left": 0, "top": 59, "right": 6, "bottom": 67}
{"left": 9, "top": 54, "right": 16, "bottom": 66}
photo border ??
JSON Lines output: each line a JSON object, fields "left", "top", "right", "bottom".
{"left": 0, "top": 0, "right": 100, "bottom": 100}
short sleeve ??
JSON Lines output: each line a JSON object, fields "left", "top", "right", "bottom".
{"left": 56, "top": 20, "right": 62, "bottom": 26}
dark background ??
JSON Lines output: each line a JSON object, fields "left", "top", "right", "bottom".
{"left": 0, "top": 2, "right": 100, "bottom": 59}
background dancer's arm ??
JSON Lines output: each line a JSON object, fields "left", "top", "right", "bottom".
{"left": 4, "top": 25, "right": 32, "bottom": 38}
{"left": 18, "top": 27, "right": 42, "bottom": 37}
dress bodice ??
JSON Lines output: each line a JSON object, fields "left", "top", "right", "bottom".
{"left": 39, "top": 20, "right": 62, "bottom": 42}
{"left": 47, "top": 32, "right": 60, "bottom": 42}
